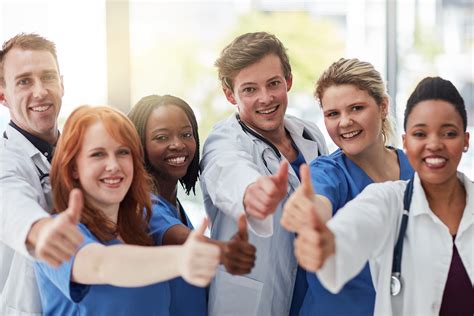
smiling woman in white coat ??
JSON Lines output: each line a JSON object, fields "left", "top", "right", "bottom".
{"left": 293, "top": 76, "right": 473, "bottom": 316}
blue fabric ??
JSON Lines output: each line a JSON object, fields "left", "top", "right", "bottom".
{"left": 34, "top": 220, "right": 171, "bottom": 316}
{"left": 301, "top": 148, "right": 414, "bottom": 316}
{"left": 151, "top": 194, "right": 208, "bottom": 316}
{"left": 289, "top": 149, "right": 308, "bottom": 316}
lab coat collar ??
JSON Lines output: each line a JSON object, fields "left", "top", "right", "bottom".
{"left": 410, "top": 172, "right": 473, "bottom": 231}
{"left": 284, "top": 115, "right": 320, "bottom": 163}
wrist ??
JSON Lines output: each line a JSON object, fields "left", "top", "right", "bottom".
{"left": 26, "top": 217, "right": 50, "bottom": 253}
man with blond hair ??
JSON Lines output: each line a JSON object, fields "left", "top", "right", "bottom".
{"left": 0, "top": 33, "right": 83, "bottom": 315}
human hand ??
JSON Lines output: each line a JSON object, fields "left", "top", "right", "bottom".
{"left": 281, "top": 164, "right": 318, "bottom": 233}
{"left": 243, "top": 161, "right": 289, "bottom": 220}
{"left": 180, "top": 218, "right": 221, "bottom": 287}
{"left": 294, "top": 208, "right": 335, "bottom": 272}
{"left": 29, "top": 189, "right": 84, "bottom": 267}
{"left": 222, "top": 214, "right": 256, "bottom": 275}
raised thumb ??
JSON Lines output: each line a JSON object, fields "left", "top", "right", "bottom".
{"left": 236, "top": 213, "right": 248, "bottom": 241}
{"left": 300, "top": 164, "right": 315, "bottom": 198}
{"left": 65, "top": 188, "right": 83, "bottom": 224}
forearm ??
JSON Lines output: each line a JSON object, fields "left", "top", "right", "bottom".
{"left": 72, "top": 244, "right": 183, "bottom": 287}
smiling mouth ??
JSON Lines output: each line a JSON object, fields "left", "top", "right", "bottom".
{"left": 166, "top": 156, "right": 187, "bottom": 166}
{"left": 256, "top": 105, "right": 279, "bottom": 115}
{"left": 341, "top": 130, "right": 362, "bottom": 139}
{"left": 424, "top": 157, "right": 447, "bottom": 168}
{"left": 101, "top": 178, "right": 123, "bottom": 185}
{"left": 30, "top": 104, "right": 52, "bottom": 112}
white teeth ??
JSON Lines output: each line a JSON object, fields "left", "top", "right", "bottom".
{"left": 341, "top": 130, "right": 361, "bottom": 139}
{"left": 167, "top": 156, "right": 186, "bottom": 164}
{"left": 102, "top": 178, "right": 121, "bottom": 184}
{"left": 425, "top": 157, "right": 446, "bottom": 166}
{"left": 31, "top": 105, "right": 50, "bottom": 112}
{"left": 257, "top": 106, "right": 278, "bottom": 114}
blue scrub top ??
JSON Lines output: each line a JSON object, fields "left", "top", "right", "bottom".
{"left": 150, "top": 195, "right": 208, "bottom": 316}
{"left": 301, "top": 148, "right": 414, "bottom": 316}
{"left": 289, "top": 149, "right": 309, "bottom": 316}
{"left": 34, "top": 217, "right": 171, "bottom": 316}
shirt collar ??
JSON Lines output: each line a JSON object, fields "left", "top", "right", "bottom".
{"left": 8, "top": 121, "right": 56, "bottom": 162}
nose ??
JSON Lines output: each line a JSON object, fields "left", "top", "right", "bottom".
{"left": 32, "top": 81, "right": 48, "bottom": 99}
{"left": 105, "top": 155, "right": 120, "bottom": 172}
{"left": 257, "top": 88, "right": 273, "bottom": 105}
{"left": 339, "top": 114, "right": 353, "bottom": 128}
{"left": 169, "top": 137, "right": 185, "bottom": 150}
{"left": 426, "top": 135, "right": 443, "bottom": 151}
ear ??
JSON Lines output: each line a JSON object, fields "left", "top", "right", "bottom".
{"left": 60, "top": 75, "right": 65, "bottom": 97}
{"left": 464, "top": 131, "right": 470, "bottom": 151}
{"left": 402, "top": 134, "right": 407, "bottom": 151}
{"left": 72, "top": 164, "right": 79, "bottom": 180}
{"left": 286, "top": 74, "right": 293, "bottom": 92}
{"left": 0, "top": 86, "right": 9, "bottom": 109}
{"left": 223, "top": 87, "right": 237, "bottom": 105}
{"left": 380, "top": 95, "right": 389, "bottom": 119}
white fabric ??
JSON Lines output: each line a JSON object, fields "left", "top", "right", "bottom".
{"left": 317, "top": 172, "right": 474, "bottom": 316}
{"left": 201, "top": 113, "right": 328, "bottom": 316}
{"left": 0, "top": 125, "right": 52, "bottom": 315}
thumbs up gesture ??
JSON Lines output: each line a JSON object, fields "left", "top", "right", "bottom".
{"left": 243, "top": 161, "right": 289, "bottom": 220}
{"left": 294, "top": 209, "right": 335, "bottom": 272}
{"left": 281, "top": 164, "right": 320, "bottom": 233}
{"left": 33, "top": 189, "right": 84, "bottom": 267}
{"left": 180, "top": 218, "right": 221, "bottom": 287}
{"left": 221, "top": 214, "right": 257, "bottom": 275}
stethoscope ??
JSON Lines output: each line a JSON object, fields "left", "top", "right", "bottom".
{"left": 236, "top": 113, "right": 318, "bottom": 172}
{"left": 390, "top": 175, "right": 414, "bottom": 296}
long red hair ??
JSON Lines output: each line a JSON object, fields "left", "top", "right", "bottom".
{"left": 51, "top": 105, "right": 153, "bottom": 246}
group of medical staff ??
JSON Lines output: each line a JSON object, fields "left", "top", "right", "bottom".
{"left": 0, "top": 30, "right": 472, "bottom": 316}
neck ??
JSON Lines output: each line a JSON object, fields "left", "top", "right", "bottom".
{"left": 421, "top": 173, "right": 466, "bottom": 235}
{"left": 346, "top": 140, "right": 399, "bottom": 182}
{"left": 100, "top": 204, "right": 120, "bottom": 224}
{"left": 153, "top": 174, "right": 178, "bottom": 206}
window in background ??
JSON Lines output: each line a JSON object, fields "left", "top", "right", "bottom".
{"left": 0, "top": 0, "right": 107, "bottom": 131}
{"left": 396, "top": 0, "right": 473, "bottom": 178}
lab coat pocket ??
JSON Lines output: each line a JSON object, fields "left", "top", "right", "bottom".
{"left": 209, "top": 269, "right": 263, "bottom": 316}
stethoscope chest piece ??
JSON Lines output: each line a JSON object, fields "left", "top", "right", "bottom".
{"left": 390, "top": 273, "right": 402, "bottom": 296}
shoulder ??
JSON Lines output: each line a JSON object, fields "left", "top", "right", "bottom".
{"left": 310, "top": 149, "right": 343, "bottom": 170}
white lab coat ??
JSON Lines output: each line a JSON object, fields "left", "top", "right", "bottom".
{"left": 317, "top": 172, "right": 473, "bottom": 316}
{"left": 201, "top": 113, "right": 328, "bottom": 316}
{"left": 0, "top": 125, "right": 52, "bottom": 315}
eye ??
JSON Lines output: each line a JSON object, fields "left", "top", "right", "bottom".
{"left": 325, "top": 111, "right": 339, "bottom": 118}
{"left": 153, "top": 135, "right": 168, "bottom": 141}
{"left": 444, "top": 130, "right": 458, "bottom": 138}
{"left": 42, "top": 74, "right": 57, "bottom": 81}
{"left": 118, "top": 148, "right": 131, "bottom": 155}
{"left": 242, "top": 87, "right": 256, "bottom": 94}
{"left": 182, "top": 132, "right": 193, "bottom": 138}
{"left": 351, "top": 105, "right": 364, "bottom": 111}
{"left": 412, "top": 130, "right": 426, "bottom": 138}
{"left": 269, "top": 80, "right": 281, "bottom": 87}
{"left": 90, "top": 151, "right": 105, "bottom": 158}
{"left": 17, "top": 78, "right": 30, "bottom": 86}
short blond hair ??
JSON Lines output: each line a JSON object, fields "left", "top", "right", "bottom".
{"left": 215, "top": 32, "right": 291, "bottom": 91}
{"left": 0, "top": 33, "right": 59, "bottom": 86}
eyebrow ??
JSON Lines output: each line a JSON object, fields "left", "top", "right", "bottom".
{"left": 411, "top": 123, "right": 459, "bottom": 128}
{"left": 240, "top": 75, "right": 282, "bottom": 87}
{"left": 14, "top": 69, "right": 58, "bottom": 81}
{"left": 150, "top": 125, "right": 192, "bottom": 133}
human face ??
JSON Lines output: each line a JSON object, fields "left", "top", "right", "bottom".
{"left": 73, "top": 122, "right": 134, "bottom": 216}
{"left": 403, "top": 100, "right": 469, "bottom": 185}
{"left": 145, "top": 104, "right": 197, "bottom": 184}
{"left": 321, "top": 84, "right": 388, "bottom": 159}
{"left": 0, "top": 49, "right": 64, "bottom": 144}
{"left": 224, "top": 53, "right": 292, "bottom": 140}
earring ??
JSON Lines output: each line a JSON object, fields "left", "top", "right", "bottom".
{"left": 463, "top": 146, "right": 469, "bottom": 153}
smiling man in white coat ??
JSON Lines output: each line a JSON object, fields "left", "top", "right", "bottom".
{"left": 0, "top": 33, "right": 83, "bottom": 315}
{"left": 200, "top": 32, "right": 328, "bottom": 316}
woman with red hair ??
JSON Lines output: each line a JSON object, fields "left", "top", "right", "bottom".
{"left": 34, "top": 105, "right": 220, "bottom": 316}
